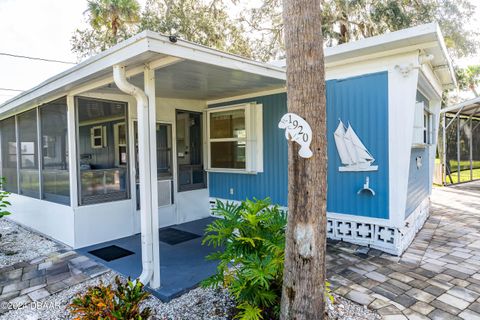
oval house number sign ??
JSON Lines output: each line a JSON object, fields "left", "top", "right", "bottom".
{"left": 278, "top": 113, "right": 313, "bottom": 158}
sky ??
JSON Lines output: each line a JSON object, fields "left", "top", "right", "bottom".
{"left": 0, "top": 0, "right": 479, "bottom": 104}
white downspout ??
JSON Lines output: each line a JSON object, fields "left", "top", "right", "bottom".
{"left": 113, "top": 65, "right": 154, "bottom": 285}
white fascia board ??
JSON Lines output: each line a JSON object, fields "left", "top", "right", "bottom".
{"left": 432, "top": 24, "right": 457, "bottom": 89}
{"left": 144, "top": 32, "right": 286, "bottom": 81}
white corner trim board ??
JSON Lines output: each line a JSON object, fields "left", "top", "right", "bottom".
{"left": 209, "top": 196, "right": 430, "bottom": 256}
{"left": 278, "top": 113, "right": 313, "bottom": 158}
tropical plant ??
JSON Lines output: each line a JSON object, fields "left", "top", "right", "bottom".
{"left": 0, "top": 178, "right": 11, "bottom": 219}
{"left": 68, "top": 276, "right": 151, "bottom": 320}
{"left": 71, "top": 0, "right": 141, "bottom": 59}
{"left": 456, "top": 65, "right": 480, "bottom": 97}
{"left": 71, "top": 0, "right": 252, "bottom": 60}
{"left": 202, "top": 198, "right": 286, "bottom": 320}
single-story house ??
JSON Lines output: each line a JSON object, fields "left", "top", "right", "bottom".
{"left": 0, "top": 22, "right": 454, "bottom": 289}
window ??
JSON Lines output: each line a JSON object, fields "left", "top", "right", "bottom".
{"left": 18, "top": 109, "right": 39, "bottom": 198}
{"left": 76, "top": 97, "right": 129, "bottom": 205}
{"left": 207, "top": 103, "right": 263, "bottom": 172}
{"left": 90, "top": 126, "right": 105, "bottom": 148}
{"left": 413, "top": 101, "right": 433, "bottom": 146}
{"left": 114, "top": 123, "right": 127, "bottom": 166}
{"left": 40, "top": 98, "right": 70, "bottom": 204}
{"left": 0, "top": 117, "right": 18, "bottom": 193}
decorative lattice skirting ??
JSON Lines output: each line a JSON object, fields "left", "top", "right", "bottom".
{"left": 209, "top": 197, "right": 430, "bottom": 256}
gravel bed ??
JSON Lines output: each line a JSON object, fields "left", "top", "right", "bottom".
{"left": 328, "top": 294, "right": 381, "bottom": 320}
{"left": 0, "top": 219, "right": 65, "bottom": 268}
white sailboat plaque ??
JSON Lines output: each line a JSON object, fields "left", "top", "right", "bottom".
{"left": 334, "top": 120, "right": 378, "bottom": 172}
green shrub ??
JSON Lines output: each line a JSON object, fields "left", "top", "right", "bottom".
{"left": 202, "top": 198, "right": 286, "bottom": 320}
{"left": 0, "top": 178, "right": 11, "bottom": 219}
{"left": 69, "top": 276, "right": 151, "bottom": 320}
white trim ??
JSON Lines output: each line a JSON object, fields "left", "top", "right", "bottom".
{"left": 207, "top": 88, "right": 286, "bottom": 105}
{"left": 206, "top": 103, "right": 263, "bottom": 173}
{"left": 66, "top": 95, "right": 78, "bottom": 208}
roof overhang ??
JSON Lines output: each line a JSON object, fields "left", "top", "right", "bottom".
{"left": 0, "top": 31, "right": 286, "bottom": 115}
{"left": 273, "top": 23, "right": 456, "bottom": 89}
{"left": 441, "top": 96, "right": 480, "bottom": 117}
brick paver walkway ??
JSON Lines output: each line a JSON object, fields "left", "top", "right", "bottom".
{"left": 0, "top": 249, "right": 108, "bottom": 313}
{"left": 327, "top": 181, "right": 480, "bottom": 320}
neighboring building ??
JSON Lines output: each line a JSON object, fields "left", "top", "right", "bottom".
{"left": 0, "top": 22, "right": 454, "bottom": 273}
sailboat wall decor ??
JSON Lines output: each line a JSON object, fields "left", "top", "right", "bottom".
{"left": 334, "top": 120, "right": 378, "bottom": 172}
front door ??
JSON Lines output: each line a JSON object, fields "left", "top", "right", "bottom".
{"left": 175, "top": 110, "right": 206, "bottom": 191}
{"left": 133, "top": 122, "right": 174, "bottom": 210}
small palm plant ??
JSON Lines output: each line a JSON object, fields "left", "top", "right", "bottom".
{"left": 202, "top": 198, "right": 286, "bottom": 320}
{"left": 0, "top": 178, "right": 11, "bottom": 219}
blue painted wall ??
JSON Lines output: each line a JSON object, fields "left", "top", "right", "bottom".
{"left": 405, "top": 91, "right": 431, "bottom": 217}
{"left": 326, "top": 72, "right": 389, "bottom": 219}
{"left": 208, "top": 93, "right": 288, "bottom": 206}
{"left": 209, "top": 72, "right": 389, "bottom": 219}
{"left": 405, "top": 147, "right": 430, "bottom": 216}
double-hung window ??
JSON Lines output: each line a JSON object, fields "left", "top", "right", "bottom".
{"left": 207, "top": 103, "right": 263, "bottom": 173}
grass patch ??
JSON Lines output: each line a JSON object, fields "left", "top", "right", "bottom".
{"left": 446, "top": 168, "right": 480, "bottom": 184}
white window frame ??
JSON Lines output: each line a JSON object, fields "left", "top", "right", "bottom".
{"left": 90, "top": 125, "right": 106, "bottom": 149}
{"left": 413, "top": 101, "right": 433, "bottom": 147}
{"left": 206, "top": 103, "right": 263, "bottom": 174}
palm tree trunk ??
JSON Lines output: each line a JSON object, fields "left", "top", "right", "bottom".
{"left": 280, "top": 0, "right": 327, "bottom": 319}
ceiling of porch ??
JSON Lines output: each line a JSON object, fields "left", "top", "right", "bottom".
{"left": 90, "top": 59, "right": 285, "bottom": 101}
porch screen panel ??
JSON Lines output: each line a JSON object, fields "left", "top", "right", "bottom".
{"left": 18, "top": 109, "right": 39, "bottom": 198}
{"left": 76, "top": 98, "right": 129, "bottom": 205}
{"left": 40, "top": 99, "right": 70, "bottom": 204}
{"left": 0, "top": 117, "right": 18, "bottom": 193}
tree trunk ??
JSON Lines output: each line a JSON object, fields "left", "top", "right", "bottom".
{"left": 280, "top": 0, "right": 327, "bottom": 319}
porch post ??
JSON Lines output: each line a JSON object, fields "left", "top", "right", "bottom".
{"left": 144, "top": 64, "right": 160, "bottom": 289}
{"left": 66, "top": 95, "right": 79, "bottom": 208}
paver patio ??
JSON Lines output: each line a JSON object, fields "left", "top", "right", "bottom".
{"left": 0, "top": 249, "right": 108, "bottom": 314}
{"left": 327, "top": 180, "right": 480, "bottom": 319}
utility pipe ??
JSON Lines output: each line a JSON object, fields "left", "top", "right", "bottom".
{"left": 113, "top": 64, "right": 154, "bottom": 286}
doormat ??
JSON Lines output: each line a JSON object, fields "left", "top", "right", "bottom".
{"left": 159, "top": 227, "right": 201, "bottom": 245}
{"left": 88, "top": 245, "right": 134, "bottom": 262}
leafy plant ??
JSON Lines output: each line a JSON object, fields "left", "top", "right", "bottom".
{"left": 0, "top": 178, "right": 11, "bottom": 219}
{"left": 202, "top": 198, "right": 287, "bottom": 320}
{"left": 69, "top": 276, "right": 151, "bottom": 320}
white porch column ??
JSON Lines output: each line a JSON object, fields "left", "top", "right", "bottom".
{"left": 66, "top": 95, "right": 79, "bottom": 209}
{"left": 144, "top": 64, "right": 160, "bottom": 289}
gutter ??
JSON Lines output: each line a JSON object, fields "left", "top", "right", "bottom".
{"left": 113, "top": 64, "right": 154, "bottom": 286}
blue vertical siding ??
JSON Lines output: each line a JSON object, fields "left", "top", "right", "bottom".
{"left": 209, "top": 72, "right": 389, "bottom": 220}
{"left": 405, "top": 147, "right": 430, "bottom": 216}
{"left": 208, "top": 93, "right": 288, "bottom": 206}
{"left": 326, "top": 72, "right": 389, "bottom": 219}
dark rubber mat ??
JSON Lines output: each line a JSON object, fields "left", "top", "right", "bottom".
{"left": 89, "top": 245, "right": 134, "bottom": 262}
{"left": 159, "top": 227, "right": 201, "bottom": 245}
